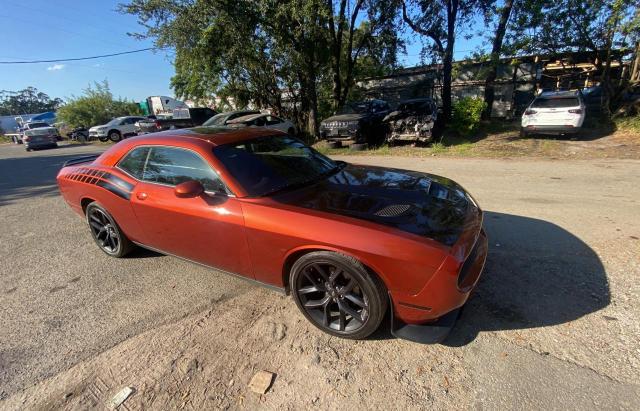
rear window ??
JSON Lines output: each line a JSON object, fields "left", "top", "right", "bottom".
{"left": 531, "top": 97, "right": 580, "bottom": 108}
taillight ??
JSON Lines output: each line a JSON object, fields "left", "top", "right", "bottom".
{"left": 568, "top": 109, "right": 582, "bottom": 114}
{"left": 155, "top": 121, "right": 162, "bottom": 130}
{"left": 524, "top": 109, "right": 537, "bottom": 115}
{"left": 23, "top": 136, "right": 30, "bottom": 142}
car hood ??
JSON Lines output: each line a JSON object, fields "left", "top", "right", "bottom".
{"left": 273, "top": 164, "right": 479, "bottom": 246}
{"left": 321, "top": 113, "right": 367, "bottom": 123}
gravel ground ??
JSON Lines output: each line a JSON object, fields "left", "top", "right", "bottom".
{"left": 1, "top": 142, "right": 638, "bottom": 410}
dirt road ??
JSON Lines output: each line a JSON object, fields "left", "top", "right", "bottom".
{"left": 1, "top": 143, "right": 638, "bottom": 409}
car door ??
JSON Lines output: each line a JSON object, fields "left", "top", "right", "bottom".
{"left": 119, "top": 145, "right": 253, "bottom": 277}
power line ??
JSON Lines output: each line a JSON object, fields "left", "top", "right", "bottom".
{"left": 0, "top": 48, "right": 156, "bottom": 64}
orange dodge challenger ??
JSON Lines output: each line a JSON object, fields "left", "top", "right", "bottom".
{"left": 57, "top": 127, "right": 488, "bottom": 343}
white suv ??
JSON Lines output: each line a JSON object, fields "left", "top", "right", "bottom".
{"left": 89, "top": 116, "right": 146, "bottom": 142}
{"left": 521, "top": 91, "right": 585, "bottom": 137}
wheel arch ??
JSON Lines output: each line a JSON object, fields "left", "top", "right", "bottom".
{"left": 80, "top": 196, "right": 97, "bottom": 214}
{"left": 108, "top": 129, "right": 121, "bottom": 136}
{"left": 281, "top": 245, "right": 388, "bottom": 295}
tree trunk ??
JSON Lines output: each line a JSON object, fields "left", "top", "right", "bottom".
{"left": 441, "top": 0, "right": 459, "bottom": 123}
{"left": 482, "top": 0, "right": 514, "bottom": 120}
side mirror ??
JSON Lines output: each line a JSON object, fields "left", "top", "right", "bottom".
{"left": 174, "top": 180, "right": 204, "bottom": 198}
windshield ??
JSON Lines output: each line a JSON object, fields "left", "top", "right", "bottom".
{"left": 203, "top": 113, "right": 230, "bottom": 126}
{"left": 532, "top": 97, "right": 580, "bottom": 108}
{"left": 26, "top": 122, "right": 50, "bottom": 129}
{"left": 214, "top": 135, "right": 340, "bottom": 197}
{"left": 106, "top": 118, "right": 122, "bottom": 126}
{"left": 339, "top": 102, "right": 370, "bottom": 114}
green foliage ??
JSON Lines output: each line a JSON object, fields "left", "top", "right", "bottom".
{"left": 120, "top": 0, "right": 401, "bottom": 135}
{"left": 614, "top": 114, "right": 640, "bottom": 133}
{"left": 450, "top": 97, "right": 487, "bottom": 136}
{"left": 0, "top": 87, "right": 62, "bottom": 115}
{"left": 57, "top": 81, "right": 142, "bottom": 128}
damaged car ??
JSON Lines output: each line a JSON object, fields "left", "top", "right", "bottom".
{"left": 384, "top": 98, "right": 438, "bottom": 145}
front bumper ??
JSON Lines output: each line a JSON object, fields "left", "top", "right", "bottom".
{"left": 89, "top": 130, "right": 108, "bottom": 138}
{"left": 320, "top": 128, "right": 358, "bottom": 141}
{"left": 390, "top": 229, "right": 488, "bottom": 343}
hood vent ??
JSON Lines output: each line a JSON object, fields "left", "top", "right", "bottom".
{"left": 374, "top": 204, "right": 412, "bottom": 218}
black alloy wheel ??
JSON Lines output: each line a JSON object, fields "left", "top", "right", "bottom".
{"left": 291, "top": 251, "right": 387, "bottom": 339}
{"left": 86, "top": 202, "right": 133, "bottom": 257}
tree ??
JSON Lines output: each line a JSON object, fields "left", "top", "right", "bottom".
{"left": 0, "top": 87, "right": 63, "bottom": 116}
{"left": 506, "top": 0, "right": 638, "bottom": 119}
{"left": 401, "top": 0, "right": 486, "bottom": 123}
{"left": 57, "top": 81, "right": 142, "bottom": 128}
{"left": 120, "top": 0, "right": 400, "bottom": 137}
{"left": 481, "top": 0, "right": 515, "bottom": 119}
{"left": 325, "top": 0, "right": 401, "bottom": 111}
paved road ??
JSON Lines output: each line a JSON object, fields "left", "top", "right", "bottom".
{"left": 1, "top": 142, "right": 639, "bottom": 408}
{"left": 0, "top": 143, "right": 255, "bottom": 398}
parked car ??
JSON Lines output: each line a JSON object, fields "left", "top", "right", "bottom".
{"left": 134, "top": 107, "right": 217, "bottom": 135}
{"left": 89, "top": 116, "right": 147, "bottom": 142}
{"left": 521, "top": 90, "right": 586, "bottom": 137}
{"left": 23, "top": 127, "right": 58, "bottom": 151}
{"left": 202, "top": 110, "right": 261, "bottom": 126}
{"left": 56, "top": 128, "right": 487, "bottom": 343}
{"left": 383, "top": 98, "right": 437, "bottom": 145}
{"left": 319, "top": 99, "right": 390, "bottom": 148}
{"left": 227, "top": 113, "right": 297, "bottom": 135}
{"left": 12, "top": 121, "right": 57, "bottom": 144}
{"left": 66, "top": 126, "right": 89, "bottom": 142}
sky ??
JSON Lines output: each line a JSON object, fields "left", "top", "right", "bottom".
{"left": 0, "top": 0, "right": 487, "bottom": 103}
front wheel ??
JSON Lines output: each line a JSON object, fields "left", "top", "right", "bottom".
{"left": 290, "top": 251, "right": 387, "bottom": 339}
{"left": 86, "top": 202, "right": 134, "bottom": 257}
{"left": 108, "top": 131, "right": 121, "bottom": 142}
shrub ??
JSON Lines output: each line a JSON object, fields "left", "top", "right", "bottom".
{"left": 450, "top": 97, "right": 487, "bottom": 136}
{"left": 57, "top": 80, "right": 142, "bottom": 128}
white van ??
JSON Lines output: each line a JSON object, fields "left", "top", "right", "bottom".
{"left": 521, "top": 91, "right": 586, "bottom": 137}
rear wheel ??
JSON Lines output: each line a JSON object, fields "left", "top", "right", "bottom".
{"left": 290, "top": 251, "right": 387, "bottom": 339}
{"left": 86, "top": 202, "right": 134, "bottom": 257}
{"left": 519, "top": 128, "right": 528, "bottom": 138}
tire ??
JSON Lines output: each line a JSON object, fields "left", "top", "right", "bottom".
{"left": 85, "top": 202, "right": 134, "bottom": 258}
{"left": 287, "top": 127, "right": 295, "bottom": 136}
{"left": 519, "top": 128, "right": 528, "bottom": 138}
{"left": 290, "top": 251, "right": 388, "bottom": 340}
{"left": 326, "top": 141, "right": 341, "bottom": 149}
{"left": 350, "top": 143, "right": 368, "bottom": 151}
{"left": 108, "top": 130, "right": 122, "bottom": 142}
{"left": 25, "top": 148, "right": 32, "bottom": 152}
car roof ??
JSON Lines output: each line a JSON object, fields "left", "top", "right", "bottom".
{"left": 228, "top": 113, "right": 266, "bottom": 123}
{"left": 538, "top": 90, "right": 580, "bottom": 98}
{"left": 125, "top": 126, "right": 283, "bottom": 147}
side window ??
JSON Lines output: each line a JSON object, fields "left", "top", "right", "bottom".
{"left": 265, "top": 115, "right": 282, "bottom": 125}
{"left": 143, "top": 147, "right": 226, "bottom": 193}
{"left": 118, "top": 147, "right": 150, "bottom": 179}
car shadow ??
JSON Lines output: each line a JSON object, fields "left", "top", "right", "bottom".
{"left": 442, "top": 211, "right": 610, "bottom": 346}
{"left": 0, "top": 150, "right": 103, "bottom": 206}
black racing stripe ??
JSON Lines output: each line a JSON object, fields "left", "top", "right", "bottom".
{"left": 96, "top": 180, "right": 131, "bottom": 200}
{"left": 103, "top": 173, "right": 134, "bottom": 192}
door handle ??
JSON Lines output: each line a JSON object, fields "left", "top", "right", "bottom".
{"left": 136, "top": 192, "right": 148, "bottom": 200}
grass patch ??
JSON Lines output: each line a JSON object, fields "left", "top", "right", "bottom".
{"left": 0, "top": 135, "right": 13, "bottom": 143}
{"left": 614, "top": 115, "right": 640, "bottom": 133}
